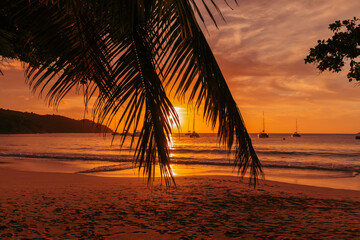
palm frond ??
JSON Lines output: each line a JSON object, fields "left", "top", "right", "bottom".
{"left": 4, "top": 0, "right": 261, "bottom": 186}
{"left": 151, "top": 0, "right": 262, "bottom": 184}
{"left": 15, "top": 1, "right": 114, "bottom": 108}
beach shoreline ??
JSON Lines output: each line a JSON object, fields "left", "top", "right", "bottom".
{"left": 1, "top": 156, "right": 359, "bottom": 191}
{"left": 0, "top": 167, "right": 359, "bottom": 239}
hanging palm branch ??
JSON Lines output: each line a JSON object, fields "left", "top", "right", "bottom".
{"left": 151, "top": 0, "right": 262, "bottom": 185}
{"left": 2, "top": 0, "right": 262, "bottom": 185}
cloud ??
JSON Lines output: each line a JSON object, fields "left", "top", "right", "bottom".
{"left": 206, "top": 0, "right": 360, "bottom": 74}
{"left": 0, "top": 60, "right": 24, "bottom": 71}
{"left": 2, "top": 2, "right": 360, "bottom": 133}
{"left": 194, "top": 0, "right": 360, "bottom": 132}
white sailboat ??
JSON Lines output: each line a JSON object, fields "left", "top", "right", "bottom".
{"left": 258, "top": 112, "right": 269, "bottom": 138}
{"left": 189, "top": 112, "right": 200, "bottom": 138}
{"left": 291, "top": 119, "right": 301, "bottom": 137}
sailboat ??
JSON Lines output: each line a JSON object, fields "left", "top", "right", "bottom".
{"left": 184, "top": 113, "right": 191, "bottom": 136}
{"left": 291, "top": 119, "right": 301, "bottom": 137}
{"left": 355, "top": 132, "right": 360, "bottom": 139}
{"left": 189, "top": 112, "right": 200, "bottom": 138}
{"left": 258, "top": 112, "right": 269, "bottom": 138}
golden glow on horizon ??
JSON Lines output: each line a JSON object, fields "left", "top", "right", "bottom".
{"left": 170, "top": 106, "right": 195, "bottom": 133}
{"left": 170, "top": 106, "right": 183, "bottom": 129}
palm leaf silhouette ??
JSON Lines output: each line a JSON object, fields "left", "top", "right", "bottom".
{"left": 1, "top": 0, "right": 262, "bottom": 185}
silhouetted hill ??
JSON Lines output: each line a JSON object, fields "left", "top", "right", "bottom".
{"left": 0, "top": 109, "right": 113, "bottom": 134}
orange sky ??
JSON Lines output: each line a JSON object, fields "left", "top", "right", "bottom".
{"left": 1, "top": 0, "right": 360, "bottom": 134}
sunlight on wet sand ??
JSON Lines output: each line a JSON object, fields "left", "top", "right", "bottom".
{"left": 2, "top": 156, "right": 359, "bottom": 191}
{"left": 82, "top": 164, "right": 360, "bottom": 191}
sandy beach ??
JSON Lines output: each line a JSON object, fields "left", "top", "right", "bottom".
{"left": 0, "top": 168, "right": 359, "bottom": 239}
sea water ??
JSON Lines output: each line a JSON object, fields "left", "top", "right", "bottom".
{"left": 0, "top": 133, "right": 359, "bottom": 190}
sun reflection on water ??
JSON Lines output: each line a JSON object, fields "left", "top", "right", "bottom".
{"left": 167, "top": 134, "right": 178, "bottom": 158}
{"left": 170, "top": 164, "right": 176, "bottom": 176}
{"left": 167, "top": 134, "right": 174, "bottom": 148}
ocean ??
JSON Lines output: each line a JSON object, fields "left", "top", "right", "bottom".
{"left": 0, "top": 133, "right": 359, "bottom": 190}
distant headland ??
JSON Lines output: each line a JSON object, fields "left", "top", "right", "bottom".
{"left": 0, "top": 108, "right": 113, "bottom": 134}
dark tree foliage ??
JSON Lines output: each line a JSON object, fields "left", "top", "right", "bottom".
{"left": 305, "top": 17, "right": 360, "bottom": 81}
{"left": 0, "top": 108, "right": 113, "bottom": 134}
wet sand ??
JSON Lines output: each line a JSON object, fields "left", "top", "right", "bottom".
{"left": 0, "top": 168, "right": 359, "bottom": 239}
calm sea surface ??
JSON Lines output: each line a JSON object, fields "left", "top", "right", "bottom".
{"left": 0, "top": 133, "right": 359, "bottom": 190}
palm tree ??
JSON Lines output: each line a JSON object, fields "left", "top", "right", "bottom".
{"left": 0, "top": 0, "right": 262, "bottom": 185}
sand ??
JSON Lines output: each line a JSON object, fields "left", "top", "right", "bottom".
{"left": 0, "top": 168, "right": 359, "bottom": 239}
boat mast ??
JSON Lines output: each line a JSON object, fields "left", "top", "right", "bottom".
{"left": 262, "top": 112, "right": 265, "bottom": 132}
{"left": 296, "top": 119, "right": 298, "bottom": 132}
{"left": 193, "top": 111, "right": 195, "bottom": 132}
{"left": 187, "top": 111, "right": 190, "bottom": 133}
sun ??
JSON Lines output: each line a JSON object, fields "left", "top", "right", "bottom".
{"left": 168, "top": 106, "right": 184, "bottom": 129}
{"left": 174, "top": 107, "right": 183, "bottom": 123}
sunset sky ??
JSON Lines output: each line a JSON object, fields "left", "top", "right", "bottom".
{"left": 1, "top": 0, "right": 360, "bottom": 133}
